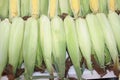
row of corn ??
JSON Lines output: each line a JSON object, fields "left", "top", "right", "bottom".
{"left": 0, "top": 11, "right": 120, "bottom": 80}
{"left": 0, "top": 0, "right": 120, "bottom": 19}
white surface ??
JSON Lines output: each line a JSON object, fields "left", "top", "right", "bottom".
{"left": 0, "top": 53, "right": 116, "bottom": 80}
{"left": 1, "top": 67, "right": 116, "bottom": 80}
{"left": 68, "top": 66, "right": 116, "bottom": 79}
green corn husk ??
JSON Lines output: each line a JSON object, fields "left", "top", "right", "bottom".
{"left": 51, "top": 16, "right": 66, "bottom": 79}
{"left": 64, "top": 16, "right": 82, "bottom": 80}
{"left": 30, "top": 0, "right": 40, "bottom": 18}
{"left": 39, "top": 15, "right": 54, "bottom": 76}
{"left": 96, "top": 13, "right": 119, "bottom": 68}
{"left": 99, "top": 0, "right": 108, "bottom": 13}
{"left": 86, "top": 14, "right": 105, "bottom": 68}
{"left": 80, "top": 0, "right": 91, "bottom": 17}
{"left": 108, "top": 12, "right": 120, "bottom": 54}
{"left": 9, "top": 0, "right": 20, "bottom": 19}
{"left": 116, "top": 0, "right": 120, "bottom": 10}
{"left": 0, "top": 0, "right": 9, "bottom": 19}
{"left": 40, "top": 0, "right": 48, "bottom": 15}
{"left": 76, "top": 18, "right": 92, "bottom": 70}
{"left": 48, "top": 0, "right": 58, "bottom": 19}
{"left": 23, "top": 17, "right": 38, "bottom": 80}
{"left": 0, "top": 19, "right": 10, "bottom": 77}
{"left": 20, "top": 0, "right": 30, "bottom": 17}
{"left": 9, "top": 17, "right": 24, "bottom": 74}
{"left": 58, "top": 0, "right": 72, "bottom": 15}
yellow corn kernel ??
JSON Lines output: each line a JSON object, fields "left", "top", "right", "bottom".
{"left": 49, "top": 0, "right": 57, "bottom": 18}
{"left": 109, "top": 0, "right": 116, "bottom": 11}
{"left": 70, "top": 0, "right": 80, "bottom": 17}
{"left": 90, "top": 0, "right": 99, "bottom": 13}
{"left": 9, "top": 0, "right": 19, "bottom": 18}
{"left": 31, "top": 0, "right": 39, "bottom": 18}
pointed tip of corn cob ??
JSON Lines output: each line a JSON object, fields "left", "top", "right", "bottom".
{"left": 39, "top": 15, "right": 54, "bottom": 75}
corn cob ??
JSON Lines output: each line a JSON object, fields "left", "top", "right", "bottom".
{"left": 30, "top": 0, "right": 40, "bottom": 18}
{"left": 48, "top": 0, "right": 58, "bottom": 18}
{"left": 0, "top": 0, "right": 9, "bottom": 19}
{"left": 40, "top": 0, "right": 49, "bottom": 15}
{"left": 90, "top": 0, "right": 99, "bottom": 13}
{"left": 99, "top": 0, "right": 108, "bottom": 13}
{"left": 9, "top": 17, "right": 24, "bottom": 74}
{"left": 58, "top": 0, "right": 72, "bottom": 15}
{"left": 38, "top": 15, "right": 54, "bottom": 76}
{"left": 51, "top": 16, "right": 66, "bottom": 79}
{"left": 69, "top": 0, "right": 80, "bottom": 18}
{"left": 36, "top": 15, "right": 43, "bottom": 68}
{"left": 20, "top": 0, "right": 30, "bottom": 17}
{"left": 96, "top": 13, "right": 119, "bottom": 69}
{"left": 86, "top": 14, "right": 105, "bottom": 68}
{"left": 108, "top": 0, "right": 116, "bottom": 12}
{"left": 23, "top": 17, "right": 38, "bottom": 80}
{"left": 76, "top": 18, "right": 92, "bottom": 70}
{"left": 9, "top": 17, "right": 24, "bottom": 73}
{"left": 0, "top": 19, "right": 10, "bottom": 77}
{"left": 108, "top": 12, "right": 120, "bottom": 54}
{"left": 9, "top": 0, "right": 20, "bottom": 19}
{"left": 64, "top": 16, "right": 82, "bottom": 80}
{"left": 80, "top": 0, "right": 91, "bottom": 17}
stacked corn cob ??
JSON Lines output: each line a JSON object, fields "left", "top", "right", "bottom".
{"left": 0, "top": 0, "right": 120, "bottom": 19}
{"left": 0, "top": 0, "right": 120, "bottom": 80}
